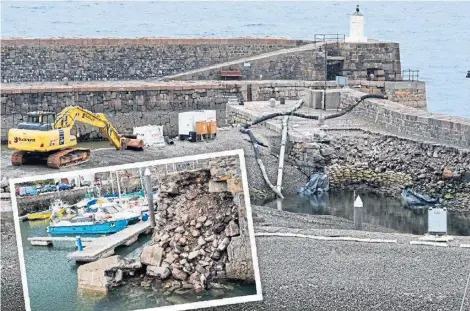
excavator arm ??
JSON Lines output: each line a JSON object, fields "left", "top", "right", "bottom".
{"left": 53, "top": 106, "right": 138, "bottom": 150}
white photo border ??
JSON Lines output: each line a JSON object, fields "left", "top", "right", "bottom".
{"left": 9, "top": 149, "right": 263, "bottom": 311}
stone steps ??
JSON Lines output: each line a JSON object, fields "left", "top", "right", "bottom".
{"left": 162, "top": 42, "right": 323, "bottom": 81}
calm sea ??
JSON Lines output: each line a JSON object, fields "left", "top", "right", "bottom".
{"left": 1, "top": 1, "right": 469, "bottom": 118}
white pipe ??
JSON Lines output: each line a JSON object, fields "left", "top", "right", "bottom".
{"left": 409, "top": 241, "right": 448, "bottom": 247}
{"left": 255, "top": 232, "right": 397, "bottom": 244}
{"left": 276, "top": 116, "right": 289, "bottom": 210}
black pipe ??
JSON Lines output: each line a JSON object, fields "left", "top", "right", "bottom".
{"left": 241, "top": 94, "right": 387, "bottom": 129}
{"left": 164, "top": 136, "right": 174, "bottom": 145}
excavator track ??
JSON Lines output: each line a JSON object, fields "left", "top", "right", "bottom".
{"left": 11, "top": 151, "right": 26, "bottom": 166}
{"left": 47, "top": 148, "right": 91, "bottom": 169}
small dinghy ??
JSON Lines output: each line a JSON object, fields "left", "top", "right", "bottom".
{"left": 27, "top": 199, "right": 68, "bottom": 221}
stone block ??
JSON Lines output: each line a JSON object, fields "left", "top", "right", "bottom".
{"left": 77, "top": 255, "right": 141, "bottom": 293}
{"left": 146, "top": 266, "right": 171, "bottom": 279}
{"left": 140, "top": 244, "right": 164, "bottom": 267}
{"left": 208, "top": 180, "right": 228, "bottom": 193}
{"left": 226, "top": 177, "right": 243, "bottom": 193}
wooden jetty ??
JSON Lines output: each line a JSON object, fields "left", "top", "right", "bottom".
{"left": 67, "top": 221, "right": 152, "bottom": 262}
{"left": 28, "top": 236, "right": 97, "bottom": 246}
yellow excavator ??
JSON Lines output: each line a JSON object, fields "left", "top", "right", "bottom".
{"left": 8, "top": 106, "right": 144, "bottom": 168}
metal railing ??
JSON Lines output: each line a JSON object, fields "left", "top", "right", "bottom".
{"left": 402, "top": 69, "right": 420, "bottom": 81}
{"left": 314, "top": 33, "right": 346, "bottom": 43}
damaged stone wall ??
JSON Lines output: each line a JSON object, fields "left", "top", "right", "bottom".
{"left": 326, "top": 164, "right": 413, "bottom": 196}
{"left": 326, "top": 132, "right": 470, "bottom": 211}
{"left": 139, "top": 155, "right": 254, "bottom": 294}
{"left": 288, "top": 130, "right": 470, "bottom": 212}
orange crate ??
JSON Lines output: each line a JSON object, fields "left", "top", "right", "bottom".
{"left": 208, "top": 121, "right": 217, "bottom": 134}
{"left": 195, "top": 121, "right": 208, "bottom": 135}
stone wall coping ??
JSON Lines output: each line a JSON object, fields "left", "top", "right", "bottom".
{"left": 0, "top": 80, "right": 337, "bottom": 94}
{"left": 1, "top": 37, "right": 308, "bottom": 47}
{"left": 348, "top": 80, "right": 425, "bottom": 89}
{"left": 347, "top": 89, "right": 470, "bottom": 127}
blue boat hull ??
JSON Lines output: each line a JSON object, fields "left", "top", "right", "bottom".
{"left": 47, "top": 219, "right": 129, "bottom": 235}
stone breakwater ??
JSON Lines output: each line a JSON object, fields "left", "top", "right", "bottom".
{"left": 1, "top": 38, "right": 305, "bottom": 82}
{"left": 341, "top": 90, "right": 470, "bottom": 147}
{"left": 139, "top": 156, "right": 254, "bottom": 294}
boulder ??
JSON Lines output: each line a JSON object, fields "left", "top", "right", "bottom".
{"left": 209, "top": 180, "right": 228, "bottom": 193}
{"left": 147, "top": 266, "right": 171, "bottom": 279}
{"left": 225, "top": 221, "right": 240, "bottom": 237}
{"left": 140, "top": 245, "right": 164, "bottom": 267}
{"left": 217, "top": 237, "right": 231, "bottom": 251}
{"left": 190, "top": 229, "right": 201, "bottom": 237}
{"left": 172, "top": 268, "right": 188, "bottom": 281}
{"left": 188, "top": 251, "right": 199, "bottom": 261}
{"left": 226, "top": 178, "right": 243, "bottom": 193}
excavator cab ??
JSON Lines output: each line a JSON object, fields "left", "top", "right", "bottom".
{"left": 17, "top": 112, "right": 55, "bottom": 131}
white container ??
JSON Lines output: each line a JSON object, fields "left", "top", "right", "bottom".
{"left": 133, "top": 125, "right": 165, "bottom": 147}
{"left": 204, "top": 110, "right": 217, "bottom": 122}
{"left": 178, "top": 112, "right": 195, "bottom": 139}
{"left": 178, "top": 110, "right": 217, "bottom": 139}
{"left": 428, "top": 207, "right": 447, "bottom": 234}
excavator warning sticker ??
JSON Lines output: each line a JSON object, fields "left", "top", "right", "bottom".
{"left": 58, "top": 129, "right": 64, "bottom": 145}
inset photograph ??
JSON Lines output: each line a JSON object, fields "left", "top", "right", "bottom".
{"left": 10, "top": 150, "right": 261, "bottom": 311}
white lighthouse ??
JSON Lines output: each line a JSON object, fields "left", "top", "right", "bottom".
{"left": 345, "top": 5, "right": 368, "bottom": 43}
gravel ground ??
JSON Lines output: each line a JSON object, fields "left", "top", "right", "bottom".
{"left": 1, "top": 210, "right": 25, "bottom": 311}
{"left": 2, "top": 204, "right": 469, "bottom": 311}
{"left": 206, "top": 206, "right": 470, "bottom": 311}
{"left": 2, "top": 127, "right": 470, "bottom": 311}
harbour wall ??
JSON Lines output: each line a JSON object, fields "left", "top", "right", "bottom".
{"left": 326, "top": 42, "right": 402, "bottom": 81}
{"left": 340, "top": 90, "right": 470, "bottom": 147}
{"left": 16, "top": 187, "right": 90, "bottom": 215}
{"left": 0, "top": 38, "right": 307, "bottom": 83}
{"left": 0, "top": 80, "right": 337, "bottom": 141}
{"left": 227, "top": 93, "right": 470, "bottom": 212}
{"left": 347, "top": 80, "right": 427, "bottom": 109}
{"left": 0, "top": 39, "right": 401, "bottom": 84}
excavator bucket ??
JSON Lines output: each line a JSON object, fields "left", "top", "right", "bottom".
{"left": 120, "top": 135, "right": 144, "bottom": 151}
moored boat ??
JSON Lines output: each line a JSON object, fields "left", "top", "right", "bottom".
{"left": 47, "top": 218, "right": 129, "bottom": 235}
{"left": 26, "top": 199, "right": 68, "bottom": 221}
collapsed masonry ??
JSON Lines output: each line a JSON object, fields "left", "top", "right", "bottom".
{"left": 140, "top": 156, "right": 254, "bottom": 293}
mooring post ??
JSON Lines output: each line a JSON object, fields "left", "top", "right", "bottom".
{"left": 353, "top": 194, "right": 363, "bottom": 230}
{"left": 76, "top": 236, "right": 83, "bottom": 251}
{"left": 144, "top": 168, "right": 156, "bottom": 228}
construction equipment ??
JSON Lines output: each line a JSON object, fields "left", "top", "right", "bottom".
{"left": 8, "top": 106, "right": 144, "bottom": 168}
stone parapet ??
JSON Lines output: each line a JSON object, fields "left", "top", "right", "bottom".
{"left": 340, "top": 90, "right": 470, "bottom": 148}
